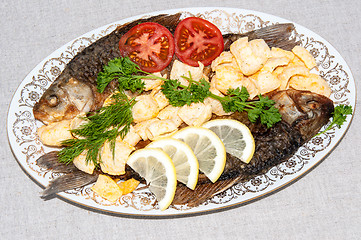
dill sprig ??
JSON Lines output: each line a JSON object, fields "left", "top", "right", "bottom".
{"left": 58, "top": 92, "right": 135, "bottom": 165}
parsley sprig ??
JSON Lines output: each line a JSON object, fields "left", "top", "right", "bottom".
{"left": 317, "top": 104, "right": 353, "bottom": 135}
{"left": 97, "top": 57, "right": 146, "bottom": 93}
{"left": 161, "top": 72, "right": 281, "bottom": 127}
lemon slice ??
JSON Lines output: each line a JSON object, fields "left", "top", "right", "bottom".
{"left": 172, "top": 127, "right": 226, "bottom": 183}
{"left": 147, "top": 138, "right": 199, "bottom": 190}
{"left": 202, "top": 119, "right": 255, "bottom": 164}
{"left": 127, "top": 148, "right": 177, "bottom": 211}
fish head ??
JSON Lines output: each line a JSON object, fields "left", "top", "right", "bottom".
{"left": 33, "top": 77, "right": 94, "bottom": 124}
{"left": 271, "top": 89, "right": 334, "bottom": 140}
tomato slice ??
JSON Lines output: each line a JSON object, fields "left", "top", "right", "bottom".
{"left": 119, "top": 22, "right": 175, "bottom": 73}
{"left": 174, "top": 17, "right": 224, "bottom": 67}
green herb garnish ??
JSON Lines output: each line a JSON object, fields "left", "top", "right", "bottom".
{"left": 161, "top": 73, "right": 281, "bottom": 128}
{"left": 58, "top": 91, "right": 135, "bottom": 165}
{"left": 98, "top": 57, "right": 282, "bottom": 127}
{"left": 317, "top": 104, "right": 353, "bottom": 135}
{"left": 97, "top": 57, "right": 147, "bottom": 93}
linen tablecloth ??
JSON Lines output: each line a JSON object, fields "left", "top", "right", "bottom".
{"left": 1, "top": 1, "right": 360, "bottom": 239}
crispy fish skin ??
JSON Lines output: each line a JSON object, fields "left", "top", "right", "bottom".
{"left": 33, "top": 14, "right": 182, "bottom": 124}
{"left": 33, "top": 16, "right": 299, "bottom": 124}
{"left": 172, "top": 90, "right": 334, "bottom": 207}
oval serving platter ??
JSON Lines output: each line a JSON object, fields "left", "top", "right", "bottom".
{"left": 7, "top": 7, "right": 356, "bottom": 217}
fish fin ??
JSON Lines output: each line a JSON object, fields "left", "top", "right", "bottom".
{"left": 172, "top": 177, "right": 242, "bottom": 207}
{"left": 115, "top": 13, "right": 181, "bottom": 34}
{"left": 36, "top": 151, "right": 78, "bottom": 173}
{"left": 41, "top": 171, "right": 98, "bottom": 198}
{"left": 224, "top": 23, "right": 301, "bottom": 51}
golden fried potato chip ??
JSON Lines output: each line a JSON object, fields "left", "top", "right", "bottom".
{"left": 261, "top": 57, "right": 290, "bottom": 72}
{"left": 230, "top": 37, "right": 270, "bottom": 76}
{"left": 278, "top": 65, "right": 310, "bottom": 90}
{"left": 292, "top": 46, "right": 317, "bottom": 69}
{"left": 37, "top": 120, "right": 74, "bottom": 147}
{"left": 118, "top": 178, "right": 140, "bottom": 195}
{"left": 134, "top": 118, "right": 160, "bottom": 141}
{"left": 73, "top": 150, "right": 95, "bottom": 174}
{"left": 157, "top": 105, "right": 183, "bottom": 127}
{"left": 204, "top": 87, "right": 233, "bottom": 116}
{"left": 132, "top": 95, "right": 160, "bottom": 123}
{"left": 178, "top": 102, "right": 212, "bottom": 126}
{"left": 252, "top": 71, "right": 281, "bottom": 95}
{"left": 211, "top": 51, "right": 234, "bottom": 71}
{"left": 145, "top": 119, "right": 178, "bottom": 140}
{"left": 142, "top": 72, "right": 163, "bottom": 91}
{"left": 289, "top": 73, "right": 331, "bottom": 97}
{"left": 232, "top": 77, "right": 259, "bottom": 100}
{"left": 270, "top": 47, "right": 295, "bottom": 61}
{"left": 91, "top": 174, "right": 123, "bottom": 202}
{"left": 100, "top": 138, "right": 135, "bottom": 175}
{"left": 213, "top": 65, "right": 244, "bottom": 95}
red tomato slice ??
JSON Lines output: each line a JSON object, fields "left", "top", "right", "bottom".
{"left": 174, "top": 17, "right": 224, "bottom": 67}
{"left": 119, "top": 22, "right": 175, "bottom": 73}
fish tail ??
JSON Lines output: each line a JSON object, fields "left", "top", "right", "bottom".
{"left": 36, "top": 151, "right": 78, "bottom": 173}
{"left": 41, "top": 171, "right": 98, "bottom": 198}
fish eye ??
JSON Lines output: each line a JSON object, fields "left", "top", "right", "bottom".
{"left": 48, "top": 94, "right": 59, "bottom": 107}
{"left": 307, "top": 100, "right": 319, "bottom": 109}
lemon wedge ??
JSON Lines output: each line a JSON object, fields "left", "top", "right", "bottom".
{"left": 202, "top": 119, "right": 255, "bottom": 163}
{"left": 127, "top": 148, "right": 177, "bottom": 211}
{"left": 147, "top": 138, "right": 199, "bottom": 190}
{"left": 172, "top": 127, "right": 226, "bottom": 183}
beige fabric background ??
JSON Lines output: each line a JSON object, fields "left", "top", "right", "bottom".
{"left": 1, "top": 0, "right": 360, "bottom": 239}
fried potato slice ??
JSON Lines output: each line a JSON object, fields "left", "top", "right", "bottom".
{"left": 251, "top": 71, "right": 281, "bottom": 95}
{"left": 270, "top": 47, "right": 295, "bottom": 61}
{"left": 278, "top": 65, "right": 310, "bottom": 90}
{"left": 118, "top": 179, "right": 140, "bottom": 195}
{"left": 213, "top": 65, "right": 244, "bottom": 95}
{"left": 100, "top": 138, "right": 135, "bottom": 175}
{"left": 178, "top": 102, "right": 212, "bottom": 126}
{"left": 289, "top": 73, "right": 331, "bottom": 97}
{"left": 73, "top": 150, "right": 95, "bottom": 174}
{"left": 69, "top": 112, "right": 88, "bottom": 139}
{"left": 157, "top": 105, "right": 183, "bottom": 127}
{"left": 152, "top": 89, "right": 169, "bottom": 111}
{"left": 142, "top": 72, "right": 164, "bottom": 91}
{"left": 170, "top": 60, "right": 204, "bottom": 86}
{"left": 132, "top": 95, "right": 160, "bottom": 123}
{"left": 38, "top": 120, "right": 74, "bottom": 147}
{"left": 134, "top": 118, "right": 160, "bottom": 141}
{"left": 211, "top": 51, "right": 234, "bottom": 71}
{"left": 122, "top": 125, "right": 141, "bottom": 147}
{"left": 204, "top": 87, "right": 233, "bottom": 116}
{"left": 91, "top": 174, "right": 123, "bottom": 202}
{"left": 292, "top": 45, "right": 317, "bottom": 69}
{"left": 230, "top": 37, "right": 270, "bottom": 76}
{"left": 233, "top": 77, "right": 260, "bottom": 100}
{"left": 145, "top": 119, "right": 178, "bottom": 140}
{"left": 261, "top": 57, "right": 290, "bottom": 72}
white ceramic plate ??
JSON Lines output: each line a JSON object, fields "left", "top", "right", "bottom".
{"left": 7, "top": 7, "right": 356, "bottom": 217}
